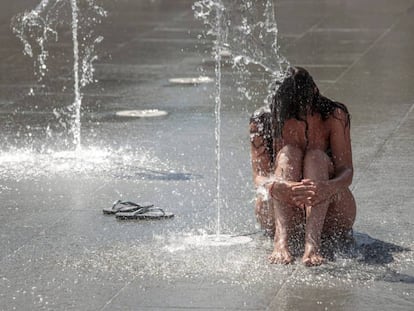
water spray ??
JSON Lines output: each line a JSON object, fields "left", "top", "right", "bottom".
{"left": 12, "top": 0, "right": 106, "bottom": 151}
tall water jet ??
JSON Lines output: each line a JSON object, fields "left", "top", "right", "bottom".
{"left": 226, "top": 0, "right": 289, "bottom": 103}
{"left": 5, "top": 1, "right": 177, "bottom": 183}
{"left": 12, "top": 0, "right": 106, "bottom": 151}
{"left": 194, "top": 0, "right": 289, "bottom": 238}
{"left": 214, "top": 1, "right": 224, "bottom": 236}
{"left": 71, "top": 0, "right": 81, "bottom": 150}
{"left": 194, "top": 0, "right": 227, "bottom": 237}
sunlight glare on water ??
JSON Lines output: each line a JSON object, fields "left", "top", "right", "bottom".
{"left": 183, "top": 234, "right": 252, "bottom": 247}
{"left": 0, "top": 146, "right": 173, "bottom": 180}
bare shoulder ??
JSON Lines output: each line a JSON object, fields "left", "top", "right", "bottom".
{"left": 328, "top": 105, "right": 350, "bottom": 129}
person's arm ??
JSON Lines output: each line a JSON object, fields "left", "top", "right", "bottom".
{"left": 250, "top": 121, "right": 273, "bottom": 187}
{"left": 299, "top": 108, "right": 353, "bottom": 205}
{"left": 251, "top": 145, "right": 272, "bottom": 188}
{"left": 326, "top": 108, "right": 354, "bottom": 191}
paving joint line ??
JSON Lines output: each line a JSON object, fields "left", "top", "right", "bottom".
{"left": 266, "top": 268, "right": 300, "bottom": 310}
{"left": 282, "top": 18, "right": 323, "bottom": 52}
{"left": 352, "top": 101, "right": 414, "bottom": 191}
{"left": 330, "top": 8, "right": 409, "bottom": 86}
{"left": 100, "top": 276, "right": 138, "bottom": 311}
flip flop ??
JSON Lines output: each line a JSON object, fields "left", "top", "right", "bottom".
{"left": 103, "top": 200, "right": 154, "bottom": 215}
{"left": 115, "top": 206, "right": 174, "bottom": 220}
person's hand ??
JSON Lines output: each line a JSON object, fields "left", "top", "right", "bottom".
{"left": 292, "top": 179, "right": 332, "bottom": 207}
{"left": 270, "top": 180, "right": 310, "bottom": 208}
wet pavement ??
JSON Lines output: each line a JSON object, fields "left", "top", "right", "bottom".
{"left": 1, "top": 0, "right": 414, "bottom": 310}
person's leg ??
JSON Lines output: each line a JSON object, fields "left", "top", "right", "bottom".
{"left": 302, "top": 149, "right": 331, "bottom": 266}
{"left": 323, "top": 189, "right": 356, "bottom": 240}
{"left": 269, "top": 145, "right": 304, "bottom": 264}
{"left": 255, "top": 196, "right": 275, "bottom": 236}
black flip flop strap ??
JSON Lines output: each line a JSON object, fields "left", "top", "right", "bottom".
{"left": 111, "top": 200, "right": 122, "bottom": 211}
{"left": 135, "top": 206, "right": 166, "bottom": 215}
{"left": 112, "top": 200, "right": 154, "bottom": 211}
{"left": 119, "top": 201, "right": 145, "bottom": 207}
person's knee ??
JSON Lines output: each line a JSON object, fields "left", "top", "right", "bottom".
{"left": 275, "top": 145, "right": 303, "bottom": 180}
{"left": 276, "top": 145, "right": 303, "bottom": 165}
{"left": 279, "top": 144, "right": 303, "bottom": 157}
{"left": 304, "top": 149, "right": 329, "bottom": 163}
{"left": 303, "top": 149, "right": 331, "bottom": 180}
{"left": 304, "top": 149, "right": 332, "bottom": 170}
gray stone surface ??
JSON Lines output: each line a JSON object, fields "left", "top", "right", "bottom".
{"left": 0, "top": 0, "right": 414, "bottom": 310}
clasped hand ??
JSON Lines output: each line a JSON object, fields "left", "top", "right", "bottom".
{"left": 271, "top": 179, "right": 331, "bottom": 208}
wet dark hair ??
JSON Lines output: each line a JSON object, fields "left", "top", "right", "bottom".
{"left": 271, "top": 66, "right": 350, "bottom": 138}
{"left": 249, "top": 106, "right": 273, "bottom": 155}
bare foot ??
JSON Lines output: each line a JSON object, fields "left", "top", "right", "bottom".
{"left": 302, "top": 243, "right": 325, "bottom": 266}
{"left": 268, "top": 242, "right": 293, "bottom": 264}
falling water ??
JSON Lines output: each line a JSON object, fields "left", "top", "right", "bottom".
{"left": 194, "top": 0, "right": 289, "bottom": 239}
{"left": 228, "top": 0, "right": 289, "bottom": 103}
{"left": 12, "top": 0, "right": 106, "bottom": 150}
{"left": 70, "top": 0, "right": 81, "bottom": 150}
{"left": 214, "top": 1, "right": 224, "bottom": 236}
{"left": 5, "top": 1, "right": 179, "bottom": 183}
{"left": 12, "top": 0, "right": 58, "bottom": 79}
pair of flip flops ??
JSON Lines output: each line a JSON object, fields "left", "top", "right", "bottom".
{"left": 103, "top": 200, "right": 174, "bottom": 220}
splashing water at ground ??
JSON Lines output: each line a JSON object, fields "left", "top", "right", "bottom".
{"left": 182, "top": 234, "right": 252, "bottom": 246}
{"left": 57, "top": 232, "right": 413, "bottom": 289}
{"left": 0, "top": 146, "right": 179, "bottom": 182}
{"left": 59, "top": 232, "right": 290, "bottom": 286}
